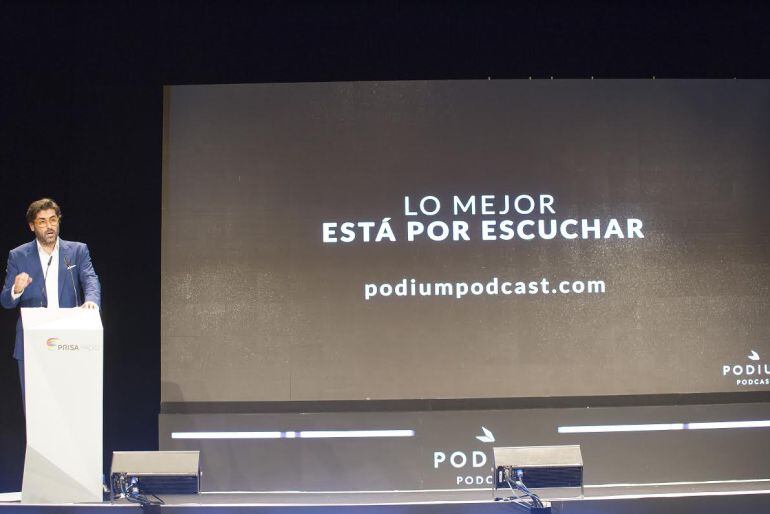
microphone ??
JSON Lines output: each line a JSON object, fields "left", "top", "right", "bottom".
{"left": 41, "top": 254, "right": 53, "bottom": 307}
{"left": 63, "top": 255, "right": 80, "bottom": 307}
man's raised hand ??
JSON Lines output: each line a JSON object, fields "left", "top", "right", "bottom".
{"left": 13, "top": 272, "right": 32, "bottom": 295}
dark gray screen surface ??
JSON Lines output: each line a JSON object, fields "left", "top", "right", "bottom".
{"left": 161, "top": 80, "right": 770, "bottom": 402}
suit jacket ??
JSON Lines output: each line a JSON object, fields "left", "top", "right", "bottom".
{"left": 1, "top": 239, "right": 101, "bottom": 360}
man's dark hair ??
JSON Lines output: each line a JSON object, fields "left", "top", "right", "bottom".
{"left": 26, "top": 198, "right": 62, "bottom": 224}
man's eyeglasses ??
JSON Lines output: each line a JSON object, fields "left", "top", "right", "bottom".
{"left": 34, "top": 216, "right": 59, "bottom": 228}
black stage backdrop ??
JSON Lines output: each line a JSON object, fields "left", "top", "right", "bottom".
{"left": 1, "top": 0, "right": 770, "bottom": 492}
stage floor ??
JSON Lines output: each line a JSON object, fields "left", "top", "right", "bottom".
{"left": 2, "top": 480, "right": 770, "bottom": 513}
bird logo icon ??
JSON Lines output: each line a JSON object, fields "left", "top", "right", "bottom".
{"left": 476, "top": 426, "right": 495, "bottom": 443}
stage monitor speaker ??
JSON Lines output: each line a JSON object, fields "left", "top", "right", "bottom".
{"left": 110, "top": 451, "right": 200, "bottom": 501}
{"left": 493, "top": 445, "right": 583, "bottom": 500}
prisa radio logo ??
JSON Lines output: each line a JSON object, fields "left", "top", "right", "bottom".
{"left": 723, "top": 351, "right": 770, "bottom": 387}
{"left": 45, "top": 337, "right": 98, "bottom": 352}
{"left": 46, "top": 337, "right": 80, "bottom": 351}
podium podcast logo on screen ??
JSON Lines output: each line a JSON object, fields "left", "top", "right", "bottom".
{"left": 723, "top": 350, "right": 770, "bottom": 387}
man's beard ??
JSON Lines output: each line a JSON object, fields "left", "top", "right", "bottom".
{"left": 37, "top": 230, "right": 57, "bottom": 245}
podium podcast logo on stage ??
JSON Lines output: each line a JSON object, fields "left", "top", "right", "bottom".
{"left": 432, "top": 426, "right": 497, "bottom": 487}
{"left": 722, "top": 350, "right": 770, "bottom": 387}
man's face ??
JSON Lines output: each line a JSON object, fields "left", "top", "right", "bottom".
{"left": 29, "top": 208, "right": 60, "bottom": 246}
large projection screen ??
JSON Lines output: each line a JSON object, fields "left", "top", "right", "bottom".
{"left": 161, "top": 80, "right": 770, "bottom": 403}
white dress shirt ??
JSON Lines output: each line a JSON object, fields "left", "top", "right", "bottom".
{"left": 11, "top": 238, "right": 60, "bottom": 308}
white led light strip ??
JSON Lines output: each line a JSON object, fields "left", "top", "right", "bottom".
{"left": 171, "top": 429, "right": 415, "bottom": 440}
{"left": 558, "top": 420, "right": 770, "bottom": 434}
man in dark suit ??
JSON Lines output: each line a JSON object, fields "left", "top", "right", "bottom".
{"left": 1, "top": 198, "right": 101, "bottom": 407}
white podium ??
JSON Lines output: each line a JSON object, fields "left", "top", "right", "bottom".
{"left": 21, "top": 307, "right": 103, "bottom": 504}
